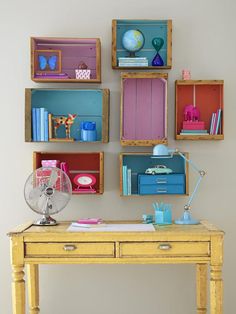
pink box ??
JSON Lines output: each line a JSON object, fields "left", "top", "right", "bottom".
{"left": 182, "top": 70, "right": 191, "bottom": 80}
{"left": 75, "top": 69, "right": 91, "bottom": 80}
{"left": 41, "top": 160, "right": 60, "bottom": 168}
{"left": 182, "top": 121, "right": 205, "bottom": 130}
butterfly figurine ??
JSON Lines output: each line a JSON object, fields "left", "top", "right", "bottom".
{"left": 38, "top": 55, "right": 57, "bottom": 71}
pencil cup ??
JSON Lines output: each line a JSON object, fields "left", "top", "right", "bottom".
{"left": 155, "top": 204, "right": 172, "bottom": 225}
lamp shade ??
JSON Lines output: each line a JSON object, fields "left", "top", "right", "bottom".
{"left": 153, "top": 144, "right": 172, "bottom": 157}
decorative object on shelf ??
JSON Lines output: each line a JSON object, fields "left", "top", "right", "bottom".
{"left": 52, "top": 114, "right": 77, "bottom": 140}
{"left": 142, "top": 214, "right": 154, "bottom": 224}
{"left": 182, "top": 69, "right": 191, "bottom": 80}
{"left": 75, "top": 61, "right": 91, "bottom": 80}
{"left": 153, "top": 202, "right": 172, "bottom": 225}
{"left": 112, "top": 19, "right": 172, "bottom": 69}
{"left": 152, "top": 144, "right": 206, "bottom": 225}
{"left": 122, "top": 29, "right": 145, "bottom": 57}
{"left": 119, "top": 29, "right": 148, "bottom": 67}
{"left": 24, "top": 167, "right": 72, "bottom": 226}
{"left": 151, "top": 37, "right": 164, "bottom": 66}
{"left": 35, "top": 50, "right": 62, "bottom": 74}
{"left": 41, "top": 160, "right": 60, "bottom": 168}
{"left": 80, "top": 121, "right": 97, "bottom": 141}
{"left": 180, "top": 91, "right": 209, "bottom": 136}
{"left": 73, "top": 173, "right": 97, "bottom": 194}
{"left": 145, "top": 165, "right": 173, "bottom": 175}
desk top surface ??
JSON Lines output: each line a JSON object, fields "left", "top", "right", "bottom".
{"left": 8, "top": 220, "right": 224, "bottom": 238}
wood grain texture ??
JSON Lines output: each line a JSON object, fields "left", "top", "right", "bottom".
{"left": 27, "top": 265, "right": 39, "bottom": 314}
{"left": 102, "top": 89, "right": 110, "bottom": 143}
{"left": 196, "top": 264, "right": 207, "bottom": 314}
{"left": 167, "top": 20, "right": 172, "bottom": 67}
{"left": 120, "top": 72, "right": 168, "bottom": 146}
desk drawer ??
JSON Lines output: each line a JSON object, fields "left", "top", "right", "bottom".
{"left": 25, "top": 242, "right": 115, "bottom": 258}
{"left": 139, "top": 174, "right": 185, "bottom": 185}
{"left": 120, "top": 242, "right": 209, "bottom": 257}
{"left": 139, "top": 184, "right": 185, "bottom": 195}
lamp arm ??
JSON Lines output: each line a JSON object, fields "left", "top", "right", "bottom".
{"left": 177, "top": 151, "right": 202, "bottom": 174}
{"left": 185, "top": 175, "right": 203, "bottom": 209}
{"left": 177, "top": 150, "right": 206, "bottom": 210}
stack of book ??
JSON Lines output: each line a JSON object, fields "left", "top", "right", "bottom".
{"left": 210, "top": 109, "right": 222, "bottom": 135}
{"left": 31, "top": 108, "right": 50, "bottom": 141}
{"left": 122, "top": 165, "right": 132, "bottom": 195}
{"left": 118, "top": 57, "right": 148, "bottom": 67}
{"left": 180, "top": 121, "right": 209, "bottom": 136}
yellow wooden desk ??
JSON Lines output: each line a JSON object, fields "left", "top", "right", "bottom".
{"left": 8, "top": 220, "right": 224, "bottom": 314}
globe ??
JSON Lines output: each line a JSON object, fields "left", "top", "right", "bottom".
{"left": 122, "top": 29, "right": 145, "bottom": 54}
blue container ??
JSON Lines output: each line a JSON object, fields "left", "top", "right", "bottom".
{"left": 81, "top": 129, "right": 97, "bottom": 141}
{"left": 155, "top": 205, "right": 172, "bottom": 225}
{"left": 80, "top": 121, "right": 97, "bottom": 141}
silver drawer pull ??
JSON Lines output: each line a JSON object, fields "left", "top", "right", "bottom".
{"left": 156, "top": 180, "right": 167, "bottom": 184}
{"left": 158, "top": 244, "right": 172, "bottom": 250}
{"left": 157, "top": 189, "right": 167, "bottom": 193}
{"left": 63, "top": 245, "right": 77, "bottom": 251}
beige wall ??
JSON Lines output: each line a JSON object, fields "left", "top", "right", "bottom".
{"left": 1, "top": 0, "right": 235, "bottom": 313}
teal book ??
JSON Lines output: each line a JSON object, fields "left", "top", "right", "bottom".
{"left": 122, "top": 165, "right": 128, "bottom": 195}
{"left": 40, "top": 108, "right": 45, "bottom": 141}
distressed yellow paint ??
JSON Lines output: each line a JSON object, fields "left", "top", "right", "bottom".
{"left": 8, "top": 220, "right": 224, "bottom": 314}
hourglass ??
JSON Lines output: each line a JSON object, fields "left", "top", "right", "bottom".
{"left": 152, "top": 37, "right": 164, "bottom": 66}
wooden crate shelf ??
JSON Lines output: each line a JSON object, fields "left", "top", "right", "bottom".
{"left": 33, "top": 152, "right": 104, "bottom": 195}
{"left": 25, "top": 88, "right": 109, "bottom": 143}
{"left": 120, "top": 72, "right": 168, "bottom": 146}
{"left": 112, "top": 19, "right": 172, "bottom": 69}
{"left": 175, "top": 80, "right": 224, "bottom": 140}
{"left": 120, "top": 152, "right": 189, "bottom": 197}
{"left": 31, "top": 37, "right": 101, "bottom": 83}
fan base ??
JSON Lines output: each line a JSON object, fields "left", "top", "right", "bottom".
{"left": 33, "top": 216, "right": 58, "bottom": 226}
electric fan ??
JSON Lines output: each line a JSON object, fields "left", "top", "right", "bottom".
{"left": 24, "top": 167, "right": 72, "bottom": 226}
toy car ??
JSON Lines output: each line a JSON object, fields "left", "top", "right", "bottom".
{"left": 145, "top": 165, "right": 173, "bottom": 175}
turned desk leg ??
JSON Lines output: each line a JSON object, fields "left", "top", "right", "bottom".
{"left": 210, "top": 235, "right": 224, "bottom": 314}
{"left": 12, "top": 265, "right": 25, "bottom": 314}
{"left": 210, "top": 265, "right": 223, "bottom": 314}
{"left": 27, "top": 264, "right": 40, "bottom": 314}
{"left": 196, "top": 264, "right": 207, "bottom": 314}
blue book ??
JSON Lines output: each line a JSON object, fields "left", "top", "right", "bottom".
{"left": 44, "top": 111, "right": 49, "bottom": 141}
{"left": 215, "top": 109, "right": 222, "bottom": 135}
{"left": 40, "top": 108, "right": 45, "bottom": 141}
{"left": 35, "top": 108, "right": 40, "bottom": 141}
{"left": 122, "top": 165, "right": 128, "bottom": 196}
{"left": 127, "top": 169, "right": 132, "bottom": 195}
{"left": 32, "top": 108, "right": 37, "bottom": 141}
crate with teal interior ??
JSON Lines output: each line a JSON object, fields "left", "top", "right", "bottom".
{"left": 120, "top": 152, "right": 189, "bottom": 196}
{"left": 112, "top": 19, "right": 172, "bottom": 69}
{"left": 25, "top": 88, "right": 109, "bottom": 143}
